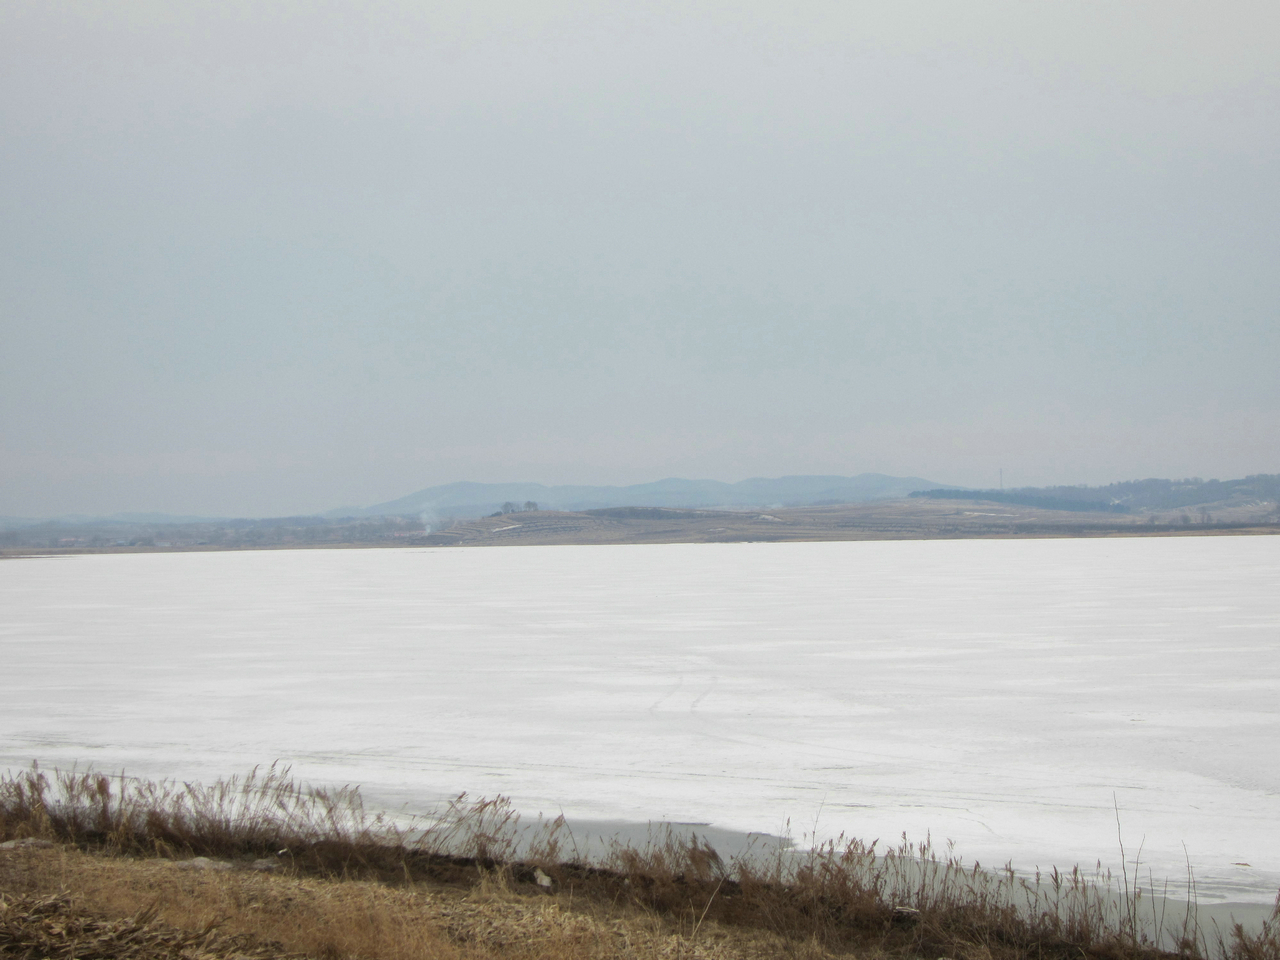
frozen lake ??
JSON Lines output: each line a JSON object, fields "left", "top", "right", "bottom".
{"left": 2, "top": 537, "right": 1278, "bottom": 906}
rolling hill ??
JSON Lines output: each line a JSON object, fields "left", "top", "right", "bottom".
{"left": 338, "top": 473, "right": 953, "bottom": 520}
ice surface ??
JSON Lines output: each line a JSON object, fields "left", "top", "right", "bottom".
{"left": 2, "top": 537, "right": 1278, "bottom": 903}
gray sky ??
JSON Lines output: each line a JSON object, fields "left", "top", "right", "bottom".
{"left": 2, "top": 0, "right": 1278, "bottom": 517}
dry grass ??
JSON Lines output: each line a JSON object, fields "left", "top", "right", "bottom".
{"left": 0, "top": 887, "right": 296, "bottom": 960}
{"left": 2, "top": 764, "right": 1277, "bottom": 960}
{"left": 0, "top": 844, "right": 808, "bottom": 960}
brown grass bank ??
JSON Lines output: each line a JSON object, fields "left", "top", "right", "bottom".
{"left": 2, "top": 765, "right": 1277, "bottom": 960}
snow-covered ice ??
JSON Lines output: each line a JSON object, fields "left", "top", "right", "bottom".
{"left": 2, "top": 537, "right": 1278, "bottom": 904}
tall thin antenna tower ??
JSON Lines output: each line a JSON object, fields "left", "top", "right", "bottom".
{"left": 999, "top": 468, "right": 1003, "bottom": 490}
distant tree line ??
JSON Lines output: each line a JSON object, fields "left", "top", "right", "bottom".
{"left": 491, "top": 501, "right": 539, "bottom": 516}
{"left": 0, "top": 515, "right": 428, "bottom": 550}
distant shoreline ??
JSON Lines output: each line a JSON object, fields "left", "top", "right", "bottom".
{"left": 4, "top": 524, "right": 1279, "bottom": 559}
{"left": 4, "top": 510, "right": 1278, "bottom": 559}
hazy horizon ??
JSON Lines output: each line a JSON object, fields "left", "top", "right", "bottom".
{"left": 6, "top": 468, "right": 1276, "bottom": 524}
{"left": 3, "top": 1, "right": 1278, "bottom": 518}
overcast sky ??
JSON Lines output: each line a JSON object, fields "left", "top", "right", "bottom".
{"left": 2, "top": 1, "right": 1278, "bottom": 517}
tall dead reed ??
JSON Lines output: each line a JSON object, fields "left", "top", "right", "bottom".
{"left": 2, "top": 763, "right": 1276, "bottom": 960}
{"left": 0, "top": 762, "right": 538, "bottom": 874}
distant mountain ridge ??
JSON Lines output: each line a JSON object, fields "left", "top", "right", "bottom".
{"left": 12, "top": 474, "right": 1274, "bottom": 534}
{"left": 339, "top": 474, "right": 954, "bottom": 519}
{"left": 910, "top": 474, "right": 1280, "bottom": 513}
